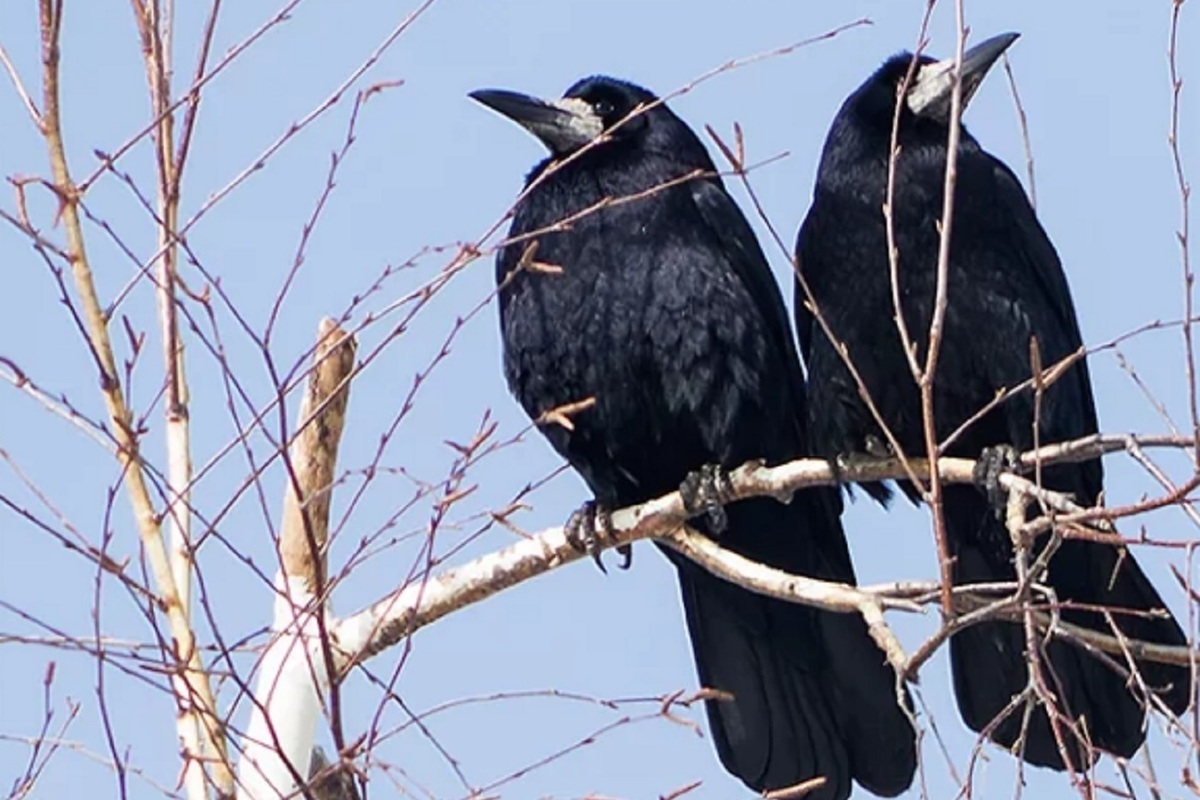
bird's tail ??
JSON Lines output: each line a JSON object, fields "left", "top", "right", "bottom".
{"left": 670, "top": 554, "right": 916, "bottom": 799}
{"left": 946, "top": 487, "right": 1190, "bottom": 769}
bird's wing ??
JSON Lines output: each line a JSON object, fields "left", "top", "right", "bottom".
{"left": 690, "top": 178, "right": 811, "bottom": 415}
{"left": 689, "top": 177, "right": 847, "bottom": 530}
{"left": 991, "top": 162, "right": 1086, "bottom": 351}
{"left": 988, "top": 157, "right": 1100, "bottom": 438}
{"left": 792, "top": 212, "right": 819, "bottom": 364}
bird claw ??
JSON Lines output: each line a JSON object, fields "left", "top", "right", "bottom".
{"left": 863, "top": 433, "right": 893, "bottom": 458}
{"left": 834, "top": 445, "right": 896, "bottom": 505}
{"left": 835, "top": 434, "right": 894, "bottom": 469}
{"left": 973, "top": 444, "right": 1020, "bottom": 517}
{"left": 565, "top": 501, "right": 621, "bottom": 573}
{"left": 680, "top": 463, "right": 735, "bottom": 535}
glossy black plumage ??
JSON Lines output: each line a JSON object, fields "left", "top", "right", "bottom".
{"left": 475, "top": 75, "right": 916, "bottom": 797}
{"left": 795, "top": 37, "right": 1190, "bottom": 768}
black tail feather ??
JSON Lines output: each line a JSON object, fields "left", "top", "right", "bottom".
{"left": 946, "top": 488, "right": 1190, "bottom": 769}
{"left": 818, "top": 603, "right": 919, "bottom": 796}
{"left": 673, "top": 558, "right": 916, "bottom": 798}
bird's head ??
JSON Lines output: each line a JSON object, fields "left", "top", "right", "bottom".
{"left": 469, "top": 75, "right": 685, "bottom": 157}
{"left": 851, "top": 32, "right": 1019, "bottom": 133}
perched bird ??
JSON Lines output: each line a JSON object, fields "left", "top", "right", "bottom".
{"left": 795, "top": 33, "right": 1190, "bottom": 769}
{"left": 472, "top": 76, "right": 916, "bottom": 798}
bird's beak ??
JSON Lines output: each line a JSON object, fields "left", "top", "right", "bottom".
{"left": 906, "top": 32, "right": 1020, "bottom": 120}
{"left": 469, "top": 88, "right": 604, "bottom": 155}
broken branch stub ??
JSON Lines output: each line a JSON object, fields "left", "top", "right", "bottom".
{"left": 280, "top": 319, "right": 357, "bottom": 592}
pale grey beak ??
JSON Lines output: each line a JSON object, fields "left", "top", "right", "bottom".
{"left": 470, "top": 88, "right": 604, "bottom": 154}
{"left": 906, "top": 32, "right": 1020, "bottom": 121}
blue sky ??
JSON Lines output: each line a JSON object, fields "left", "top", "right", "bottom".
{"left": 2, "top": 1, "right": 1199, "bottom": 798}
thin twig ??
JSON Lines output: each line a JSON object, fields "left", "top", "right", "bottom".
{"left": 1168, "top": 0, "right": 1199, "bottom": 466}
{"left": 916, "top": 1, "right": 969, "bottom": 616}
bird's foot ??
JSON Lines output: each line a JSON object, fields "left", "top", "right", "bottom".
{"left": 863, "top": 433, "right": 893, "bottom": 458}
{"left": 973, "top": 444, "right": 1020, "bottom": 518}
{"left": 834, "top": 435, "right": 897, "bottom": 502}
{"left": 565, "top": 501, "right": 630, "bottom": 573}
{"left": 680, "top": 463, "right": 735, "bottom": 535}
{"left": 834, "top": 434, "right": 894, "bottom": 470}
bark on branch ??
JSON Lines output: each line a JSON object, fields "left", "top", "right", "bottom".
{"left": 331, "top": 434, "right": 1200, "bottom": 679}
{"left": 236, "top": 320, "right": 356, "bottom": 800}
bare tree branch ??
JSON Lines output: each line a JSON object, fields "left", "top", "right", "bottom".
{"left": 331, "top": 433, "right": 1200, "bottom": 680}
{"left": 236, "top": 320, "right": 356, "bottom": 800}
{"left": 34, "top": 2, "right": 229, "bottom": 795}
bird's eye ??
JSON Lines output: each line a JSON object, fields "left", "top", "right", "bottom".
{"left": 592, "top": 99, "right": 615, "bottom": 118}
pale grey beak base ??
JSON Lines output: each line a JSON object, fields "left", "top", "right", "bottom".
{"left": 470, "top": 89, "right": 604, "bottom": 155}
{"left": 906, "top": 32, "right": 1020, "bottom": 121}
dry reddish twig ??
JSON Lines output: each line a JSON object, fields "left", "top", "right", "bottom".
{"left": 0, "top": 41, "right": 43, "bottom": 130}
{"left": 1168, "top": 0, "right": 1199, "bottom": 467}
{"left": 914, "top": 0, "right": 969, "bottom": 617}
{"left": 764, "top": 775, "right": 829, "bottom": 799}
{"left": 7, "top": 663, "right": 78, "bottom": 800}
{"left": 1001, "top": 53, "right": 1037, "bottom": 210}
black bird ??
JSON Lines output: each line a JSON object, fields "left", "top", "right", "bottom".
{"left": 795, "top": 34, "right": 1190, "bottom": 769}
{"left": 472, "top": 76, "right": 917, "bottom": 798}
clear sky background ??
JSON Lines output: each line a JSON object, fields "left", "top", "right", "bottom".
{"left": 2, "top": 1, "right": 1199, "bottom": 798}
